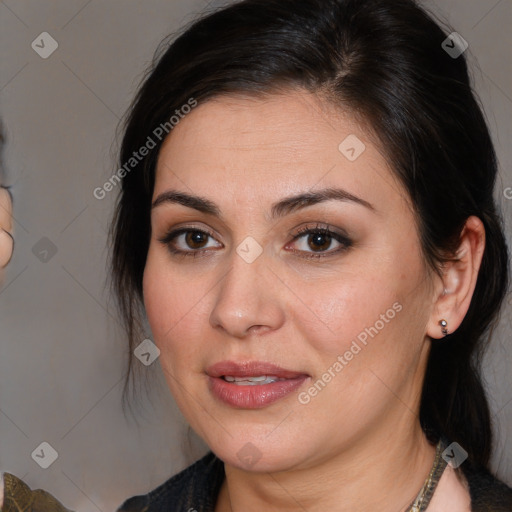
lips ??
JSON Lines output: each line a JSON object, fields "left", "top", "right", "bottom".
{"left": 206, "top": 360, "right": 310, "bottom": 409}
{"left": 206, "top": 360, "right": 308, "bottom": 380}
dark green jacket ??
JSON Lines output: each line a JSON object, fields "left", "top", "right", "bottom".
{"left": 1, "top": 472, "right": 72, "bottom": 512}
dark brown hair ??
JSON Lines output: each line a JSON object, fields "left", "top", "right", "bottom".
{"left": 108, "top": 0, "right": 510, "bottom": 468}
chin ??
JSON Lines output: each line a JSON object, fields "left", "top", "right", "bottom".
{"left": 205, "top": 431, "right": 315, "bottom": 473}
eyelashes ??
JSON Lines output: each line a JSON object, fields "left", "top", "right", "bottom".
{"left": 158, "top": 227, "right": 220, "bottom": 259}
{"left": 157, "top": 223, "right": 353, "bottom": 260}
{"left": 290, "top": 225, "right": 352, "bottom": 257}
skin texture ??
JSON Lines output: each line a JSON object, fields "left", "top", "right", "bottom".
{"left": 428, "top": 466, "right": 471, "bottom": 512}
{"left": 0, "top": 187, "right": 13, "bottom": 277}
{"left": 143, "top": 90, "right": 484, "bottom": 511}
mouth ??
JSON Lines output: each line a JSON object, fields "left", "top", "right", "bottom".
{"left": 206, "top": 360, "right": 310, "bottom": 409}
{"left": 221, "top": 375, "right": 288, "bottom": 385}
{"left": 206, "top": 360, "right": 308, "bottom": 379}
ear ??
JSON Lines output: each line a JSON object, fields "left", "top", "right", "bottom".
{"left": 426, "top": 216, "right": 486, "bottom": 339}
{"left": 0, "top": 187, "right": 14, "bottom": 268}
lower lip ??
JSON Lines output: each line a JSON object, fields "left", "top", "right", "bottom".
{"left": 208, "top": 375, "right": 309, "bottom": 409}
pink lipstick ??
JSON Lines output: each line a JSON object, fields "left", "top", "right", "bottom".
{"left": 206, "top": 360, "right": 309, "bottom": 409}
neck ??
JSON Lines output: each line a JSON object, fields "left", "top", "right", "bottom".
{"left": 217, "top": 421, "right": 437, "bottom": 512}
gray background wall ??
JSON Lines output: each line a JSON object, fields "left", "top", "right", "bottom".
{"left": 0, "top": 1, "right": 511, "bottom": 510}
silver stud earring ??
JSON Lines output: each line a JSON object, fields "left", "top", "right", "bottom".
{"left": 439, "top": 319, "right": 448, "bottom": 337}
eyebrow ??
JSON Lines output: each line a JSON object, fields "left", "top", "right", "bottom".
{"left": 151, "top": 187, "right": 375, "bottom": 220}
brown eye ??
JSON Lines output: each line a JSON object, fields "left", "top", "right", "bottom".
{"left": 306, "top": 232, "right": 333, "bottom": 252}
{"left": 158, "top": 227, "right": 222, "bottom": 258}
{"left": 288, "top": 225, "right": 353, "bottom": 259}
{"left": 184, "top": 231, "right": 209, "bottom": 249}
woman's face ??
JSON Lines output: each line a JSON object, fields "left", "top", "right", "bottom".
{"left": 143, "top": 90, "right": 438, "bottom": 471}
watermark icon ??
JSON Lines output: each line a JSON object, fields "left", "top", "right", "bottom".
{"left": 298, "top": 301, "right": 403, "bottom": 405}
{"left": 32, "top": 236, "right": 58, "bottom": 263}
{"left": 134, "top": 338, "right": 160, "bottom": 366}
{"left": 442, "top": 441, "right": 468, "bottom": 468}
{"left": 31, "top": 32, "right": 59, "bottom": 59}
{"left": 441, "top": 32, "right": 468, "bottom": 59}
{"left": 504, "top": 187, "right": 512, "bottom": 200}
{"left": 93, "top": 98, "right": 198, "bottom": 200}
{"left": 338, "top": 134, "right": 366, "bottom": 162}
{"left": 237, "top": 442, "right": 262, "bottom": 468}
{"left": 236, "top": 236, "right": 263, "bottom": 264}
{"left": 31, "top": 442, "right": 59, "bottom": 469}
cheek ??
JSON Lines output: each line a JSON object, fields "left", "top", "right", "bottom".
{"left": 143, "top": 251, "right": 184, "bottom": 355}
{"left": 293, "top": 277, "right": 424, "bottom": 431}
{"left": 293, "top": 249, "right": 428, "bottom": 382}
{"left": 142, "top": 248, "right": 211, "bottom": 369}
{"left": 294, "top": 265, "right": 401, "bottom": 357}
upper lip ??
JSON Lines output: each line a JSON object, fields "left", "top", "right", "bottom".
{"left": 206, "top": 360, "right": 309, "bottom": 379}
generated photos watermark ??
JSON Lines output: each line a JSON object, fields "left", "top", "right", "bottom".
{"left": 298, "top": 301, "right": 403, "bottom": 405}
{"left": 93, "top": 98, "right": 198, "bottom": 200}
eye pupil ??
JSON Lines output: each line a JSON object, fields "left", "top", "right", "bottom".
{"left": 186, "top": 231, "right": 208, "bottom": 248}
{"left": 309, "top": 233, "right": 331, "bottom": 251}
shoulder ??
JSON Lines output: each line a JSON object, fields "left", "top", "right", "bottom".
{"left": 459, "top": 460, "right": 512, "bottom": 512}
{"left": 116, "top": 451, "right": 225, "bottom": 512}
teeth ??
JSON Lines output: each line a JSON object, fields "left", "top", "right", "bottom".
{"left": 223, "top": 375, "right": 286, "bottom": 385}
{"left": 224, "top": 375, "right": 268, "bottom": 382}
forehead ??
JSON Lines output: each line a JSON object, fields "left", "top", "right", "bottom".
{"left": 153, "top": 90, "right": 407, "bottom": 216}
{"left": 157, "top": 91, "right": 361, "bottom": 167}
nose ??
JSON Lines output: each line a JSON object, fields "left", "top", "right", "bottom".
{"left": 209, "top": 245, "right": 285, "bottom": 339}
